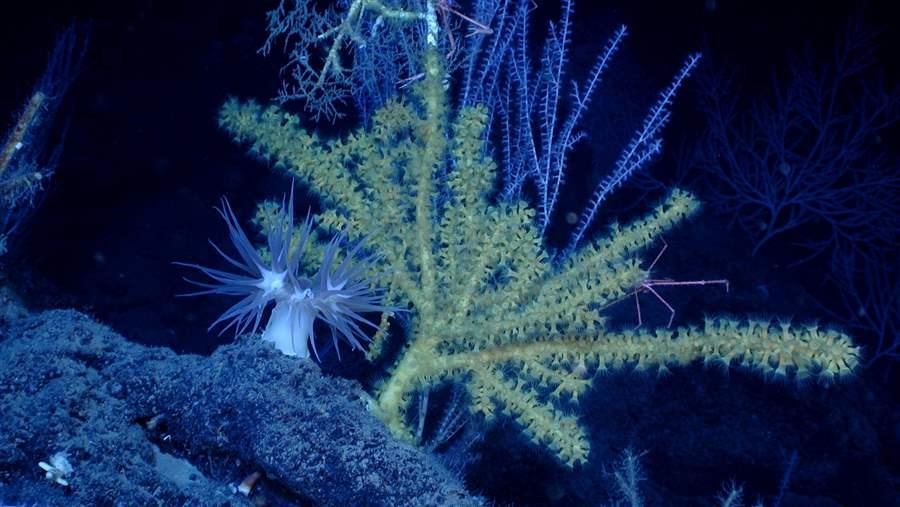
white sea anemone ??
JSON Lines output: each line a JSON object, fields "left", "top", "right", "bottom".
{"left": 177, "top": 190, "right": 392, "bottom": 360}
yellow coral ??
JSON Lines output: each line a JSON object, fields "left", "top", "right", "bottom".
{"left": 218, "top": 49, "right": 860, "bottom": 467}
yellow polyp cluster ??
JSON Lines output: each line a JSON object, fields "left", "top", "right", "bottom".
{"left": 218, "top": 49, "right": 861, "bottom": 468}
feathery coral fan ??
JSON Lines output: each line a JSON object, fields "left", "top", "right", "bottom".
{"left": 177, "top": 190, "right": 392, "bottom": 360}
{"left": 217, "top": 48, "right": 860, "bottom": 467}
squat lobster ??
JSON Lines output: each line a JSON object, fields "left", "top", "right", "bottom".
{"left": 436, "top": 0, "right": 493, "bottom": 59}
{"left": 632, "top": 239, "right": 729, "bottom": 328}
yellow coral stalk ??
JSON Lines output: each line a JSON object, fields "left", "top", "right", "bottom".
{"left": 218, "top": 50, "right": 860, "bottom": 467}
